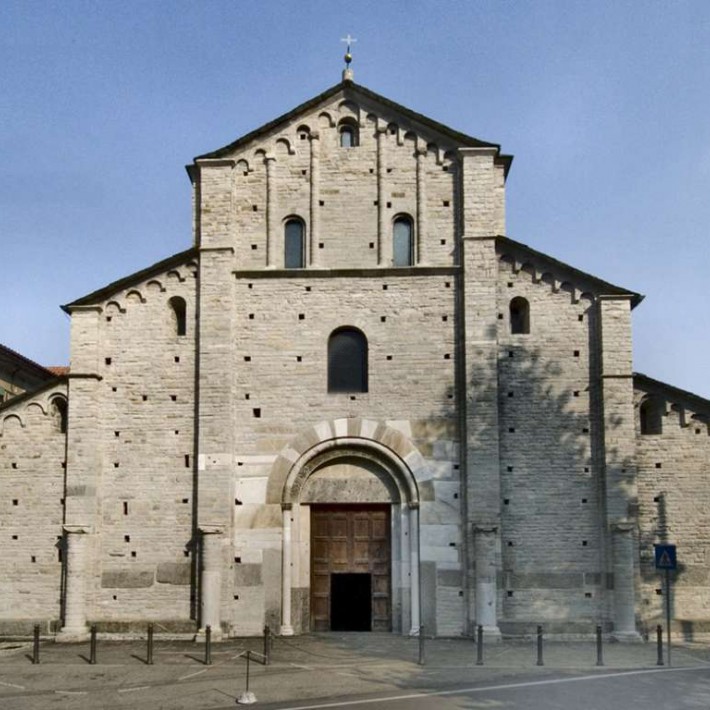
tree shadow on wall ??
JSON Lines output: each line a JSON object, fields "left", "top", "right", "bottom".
{"left": 428, "top": 324, "right": 645, "bottom": 631}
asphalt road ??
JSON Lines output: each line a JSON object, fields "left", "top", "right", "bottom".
{"left": 255, "top": 667, "right": 710, "bottom": 710}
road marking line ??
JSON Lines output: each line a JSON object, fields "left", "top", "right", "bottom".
{"left": 179, "top": 668, "right": 209, "bottom": 680}
{"left": 118, "top": 686, "right": 151, "bottom": 693}
{"left": 274, "top": 666, "right": 709, "bottom": 710}
{"left": 0, "top": 681, "right": 25, "bottom": 689}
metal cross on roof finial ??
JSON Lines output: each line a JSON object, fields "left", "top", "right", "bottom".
{"left": 340, "top": 35, "right": 357, "bottom": 81}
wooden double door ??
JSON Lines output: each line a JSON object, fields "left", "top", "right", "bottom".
{"left": 311, "top": 505, "right": 391, "bottom": 631}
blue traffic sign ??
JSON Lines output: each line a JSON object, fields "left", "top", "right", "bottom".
{"left": 654, "top": 544, "right": 677, "bottom": 570}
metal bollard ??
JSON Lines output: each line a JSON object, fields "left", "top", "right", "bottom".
{"left": 32, "top": 624, "right": 40, "bottom": 664}
{"left": 656, "top": 625, "right": 664, "bottom": 666}
{"left": 263, "top": 625, "right": 271, "bottom": 665}
{"left": 596, "top": 625, "right": 604, "bottom": 666}
{"left": 147, "top": 623, "right": 154, "bottom": 665}
{"left": 89, "top": 624, "right": 97, "bottom": 665}
{"left": 536, "top": 625, "right": 544, "bottom": 666}
{"left": 418, "top": 625, "right": 425, "bottom": 666}
{"left": 476, "top": 625, "right": 484, "bottom": 666}
{"left": 205, "top": 624, "right": 212, "bottom": 666}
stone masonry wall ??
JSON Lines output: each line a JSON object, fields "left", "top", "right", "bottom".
{"left": 0, "top": 382, "right": 67, "bottom": 632}
{"left": 495, "top": 252, "right": 603, "bottom": 631}
{"left": 634, "top": 386, "right": 710, "bottom": 635}
{"left": 71, "top": 259, "right": 198, "bottom": 628}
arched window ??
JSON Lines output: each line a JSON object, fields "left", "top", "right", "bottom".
{"left": 338, "top": 119, "right": 358, "bottom": 148}
{"left": 393, "top": 216, "right": 414, "bottom": 267}
{"left": 52, "top": 398, "right": 67, "bottom": 434}
{"left": 169, "top": 296, "right": 187, "bottom": 336}
{"left": 640, "top": 397, "right": 664, "bottom": 435}
{"left": 509, "top": 297, "right": 530, "bottom": 334}
{"left": 328, "top": 327, "right": 368, "bottom": 393}
{"left": 284, "top": 218, "right": 305, "bottom": 269}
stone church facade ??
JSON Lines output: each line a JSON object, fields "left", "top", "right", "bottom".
{"left": 2, "top": 77, "right": 709, "bottom": 640}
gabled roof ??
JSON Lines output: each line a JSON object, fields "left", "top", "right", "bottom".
{"left": 496, "top": 235, "right": 644, "bottom": 308}
{"left": 62, "top": 248, "right": 198, "bottom": 312}
{"left": 0, "top": 374, "right": 68, "bottom": 414}
{"left": 190, "top": 80, "right": 513, "bottom": 177}
{"left": 0, "top": 343, "right": 56, "bottom": 380}
{"left": 633, "top": 373, "right": 710, "bottom": 414}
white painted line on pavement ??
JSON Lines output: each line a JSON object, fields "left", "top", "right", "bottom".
{"left": 118, "top": 686, "right": 151, "bottom": 693}
{"left": 275, "top": 665, "right": 710, "bottom": 710}
{"left": 0, "top": 681, "right": 25, "bottom": 690}
{"left": 178, "top": 652, "right": 246, "bottom": 680}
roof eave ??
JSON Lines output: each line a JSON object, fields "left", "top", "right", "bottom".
{"left": 62, "top": 247, "right": 199, "bottom": 313}
{"left": 495, "top": 235, "right": 643, "bottom": 307}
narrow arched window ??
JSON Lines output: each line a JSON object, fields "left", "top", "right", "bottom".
{"left": 284, "top": 219, "right": 305, "bottom": 269}
{"left": 328, "top": 327, "right": 368, "bottom": 393}
{"left": 338, "top": 120, "right": 358, "bottom": 148}
{"left": 393, "top": 216, "right": 413, "bottom": 267}
{"left": 509, "top": 297, "right": 530, "bottom": 334}
{"left": 640, "top": 397, "right": 664, "bottom": 435}
{"left": 52, "top": 398, "right": 67, "bottom": 434}
{"left": 169, "top": 296, "right": 187, "bottom": 336}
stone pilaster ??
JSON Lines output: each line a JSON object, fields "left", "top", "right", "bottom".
{"left": 265, "top": 154, "right": 276, "bottom": 268}
{"left": 309, "top": 132, "right": 320, "bottom": 266}
{"left": 376, "top": 127, "right": 387, "bottom": 265}
{"left": 408, "top": 502, "right": 421, "bottom": 635}
{"left": 197, "top": 526, "right": 224, "bottom": 640}
{"left": 280, "top": 504, "right": 294, "bottom": 635}
{"left": 610, "top": 522, "right": 638, "bottom": 639}
{"left": 415, "top": 146, "right": 427, "bottom": 264}
{"left": 57, "top": 526, "right": 91, "bottom": 641}
{"left": 598, "top": 294, "right": 640, "bottom": 639}
{"left": 474, "top": 524, "right": 501, "bottom": 636}
{"left": 460, "top": 146, "right": 506, "bottom": 635}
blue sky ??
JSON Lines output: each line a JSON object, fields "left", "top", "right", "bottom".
{"left": 2, "top": 1, "right": 709, "bottom": 396}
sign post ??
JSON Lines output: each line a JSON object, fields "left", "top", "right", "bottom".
{"left": 654, "top": 544, "right": 677, "bottom": 667}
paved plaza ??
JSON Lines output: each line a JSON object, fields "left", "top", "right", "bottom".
{"left": 1, "top": 632, "right": 710, "bottom": 709}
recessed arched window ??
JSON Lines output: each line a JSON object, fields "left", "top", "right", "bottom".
{"left": 169, "top": 296, "right": 187, "bottom": 336}
{"left": 284, "top": 218, "right": 305, "bottom": 269}
{"left": 328, "top": 327, "right": 368, "bottom": 393}
{"left": 338, "top": 119, "right": 358, "bottom": 148}
{"left": 640, "top": 397, "right": 664, "bottom": 435}
{"left": 509, "top": 297, "right": 530, "bottom": 334}
{"left": 393, "top": 216, "right": 414, "bottom": 267}
{"left": 52, "top": 397, "right": 68, "bottom": 434}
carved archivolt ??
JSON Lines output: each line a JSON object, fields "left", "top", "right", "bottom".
{"left": 267, "top": 418, "right": 425, "bottom": 506}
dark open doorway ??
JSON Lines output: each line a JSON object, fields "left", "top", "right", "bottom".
{"left": 331, "top": 573, "right": 372, "bottom": 631}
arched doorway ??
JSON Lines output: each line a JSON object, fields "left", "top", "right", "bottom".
{"left": 277, "top": 430, "right": 422, "bottom": 635}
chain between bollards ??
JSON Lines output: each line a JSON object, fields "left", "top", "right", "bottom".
{"left": 595, "top": 625, "right": 604, "bottom": 666}
{"left": 656, "top": 625, "right": 664, "bottom": 666}
{"left": 147, "top": 623, "right": 154, "bottom": 665}
{"left": 205, "top": 624, "right": 212, "bottom": 665}
{"left": 418, "top": 625, "right": 425, "bottom": 666}
{"left": 536, "top": 625, "right": 544, "bottom": 666}
{"left": 476, "top": 625, "right": 483, "bottom": 666}
{"left": 89, "top": 624, "right": 97, "bottom": 665}
{"left": 32, "top": 624, "right": 40, "bottom": 664}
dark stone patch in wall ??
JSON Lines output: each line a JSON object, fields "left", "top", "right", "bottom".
{"left": 418, "top": 480, "right": 436, "bottom": 502}
{"left": 156, "top": 562, "right": 191, "bottom": 585}
{"left": 66, "top": 485, "right": 94, "bottom": 497}
{"left": 437, "top": 569, "right": 462, "bottom": 587}
{"left": 421, "top": 561, "right": 437, "bottom": 635}
{"left": 510, "top": 572, "right": 586, "bottom": 589}
{"left": 101, "top": 568, "right": 154, "bottom": 588}
{"left": 234, "top": 563, "right": 262, "bottom": 587}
